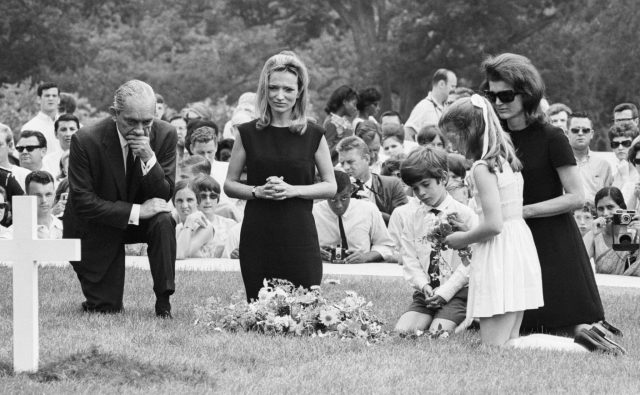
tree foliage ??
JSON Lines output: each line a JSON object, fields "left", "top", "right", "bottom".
{"left": 0, "top": 0, "right": 637, "bottom": 135}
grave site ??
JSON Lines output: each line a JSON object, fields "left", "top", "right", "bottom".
{"left": 0, "top": 197, "right": 640, "bottom": 393}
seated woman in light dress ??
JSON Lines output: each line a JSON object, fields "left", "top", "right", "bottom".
{"left": 176, "top": 175, "right": 237, "bottom": 259}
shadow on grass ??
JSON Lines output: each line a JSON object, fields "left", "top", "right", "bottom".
{"left": 0, "top": 346, "right": 214, "bottom": 386}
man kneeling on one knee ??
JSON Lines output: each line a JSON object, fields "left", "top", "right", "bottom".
{"left": 63, "top": 79, "right": 177, "bottom": 318}
{"left": 313, "top": 170, "right": 395, "bottom": 264}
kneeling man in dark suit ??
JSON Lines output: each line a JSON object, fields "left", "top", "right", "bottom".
{"left": 64, "top": 79, "right": 177, "bottom": 318}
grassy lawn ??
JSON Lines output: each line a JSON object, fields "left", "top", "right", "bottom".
{"left": 0, "top": 266, "right": 639, "bottom": 394}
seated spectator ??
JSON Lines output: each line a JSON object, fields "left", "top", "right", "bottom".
{"left": 546, "top": 103, "right": 572, "bottom": 134}
{"left": 178, "top": 155, "right": 212, "bottom": 181}
{"left": 609, "top": 122, "right": 639, "bottom": 188}
{"left": 52, "top": 178, "right": 69, "bottom": 218}
{"left": 0, "top": 167, "right": 24, "bottom": 227}
{"left": 173, "top": 179, "right": 198, "bottom": 225}
{"left": 222, "top": 92, "right": 257, "bottom": 140}
{"left": 622, "top": 138, "right": 640, "bottom": 210}
{"left": 323, "top": 85, "right": 358, "bottom": 164}
{"left": 394, "top": 146, "right": 478, "bottom": 334}
{"left": 176, "top": 175, "right": 236, "bottom": 259}
{"left": 336, "top": 135, "right": 408, "bottom": 224}
{"left": 417, "top": 125, "right": 448, "bottom": 151}
{"left": 574, "top": 201, "right": 596, "bottom": 237}
{"left": 17, "top": 130, "right": 47, "bottom": 171}
{"left": 381, "top": 124, "right": 405, "bottom": 159}
{"left": 313, "top": 170, "right": 394, "bottom": 264}
{"left": 380, "top": 110, "right": 403, "bottom": 127}
{"left": 355, "top": 120, "right": 384, "bottom": 174}
{"left": 0, "top": 186, "right": 12, "bottom": 238}
{"left": 568, "top": 111, "right": 613, "bottom": 203}
{"left": 25, "top": 170, "right": 62, "bottom": 239}
{"left": 216, "top": 138, "right": 234, "bottom": 162}
{"left": 584, "top": 187, "right": 640, "bottom": 276}
{"left": 353, "top": 87, "right": 381, "bottom": 129}
{"left": 446, "top": 153, "right": 470, "bottom": 205}
{"left": 169, "top": 115, "right": 188, "bottom": 162}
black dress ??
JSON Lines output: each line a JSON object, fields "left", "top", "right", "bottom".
{"left": 508, "top": 121, "right": 604, "bottom": 332}
{"left": 238, "top": 120, "right": 324, "bottom": 301}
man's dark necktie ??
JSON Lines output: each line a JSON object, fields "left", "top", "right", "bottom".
{"left": 338, "top": 215, "right": 349, "bottom": 250}
{"left": 428, "top": 207, "right": 441, "bottom": 289}
{"left": 126, "top": 148, "right": 135, "bottom": 190}
{"left": 351, "top": 179, "right": 364, "bottom": 199}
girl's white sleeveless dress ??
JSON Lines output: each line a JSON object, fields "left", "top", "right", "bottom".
{"left": 467, "top": 160, "right": 545, "bottom": 318}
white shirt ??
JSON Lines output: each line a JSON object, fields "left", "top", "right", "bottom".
{"left": 405, "top": 92, "right": 442, "bottom": 133}
{"left": 116, "top": 131, "right": 157, "bottom": 225}
{"left": 313, "top": 199, "right": 394, "bottom": 260}
{"left": 210, "top": 160, "right": 231, "bottom": 202}
{"left": 224, "top": 222, "right": 242, "bottom": 258}
{"left": 21, "top": 111, "right": 61, "bottom": 155}
{"left": 388, "top": 196, "right": 421, "bottom": 263}
{"left": 400, "top": 194, "right": 478, "bottom": 301}
{"left": 37, "top": 215, "right": 63, "bottom": 239}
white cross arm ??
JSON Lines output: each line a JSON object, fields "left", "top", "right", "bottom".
{"left": 1, "top": 239, "right": 81, "bottom": 262}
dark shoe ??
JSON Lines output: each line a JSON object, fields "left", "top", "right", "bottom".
{"left": 81, "top": 301, "right": 123, "bottom": 314}
{"left": 155, "top": 297, "right": 172, "bottom": 319}
{"left": 574, "top": 328, "right": 626, "bottom": 356}
{"left": 600, "top": 320, "right": 623, "bottom": 337}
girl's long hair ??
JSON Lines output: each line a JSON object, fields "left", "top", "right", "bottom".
{"left": 256, "top": 51, "right": 309, "bottom": 134}
{"left": 440, "top": 95, "right": 522, "bottom": 173}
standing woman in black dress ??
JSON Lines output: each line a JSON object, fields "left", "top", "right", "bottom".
{"left": 480, "top": 53, "right": 607, "bottom": 336}
{"left": 224, "top": 51, "right": 336, "bottom": 301}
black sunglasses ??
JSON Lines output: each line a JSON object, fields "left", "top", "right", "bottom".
{"left": 611, "top": 140, "right": 633, "bottom": 149}
{"left": 0, "top": 202, "right": 7, "bottom": 209}
{"left": 483, "top": 90, "right": 523, "bottom": 103}
{"left": 15, "top": 145, "right": 43, "bottom": 153}
{"left": 569, "top": 127, "right": 593, "bottom": 134}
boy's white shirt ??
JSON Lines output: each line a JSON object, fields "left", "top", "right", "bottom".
{"left": 400, "top": 193, "right": 478, "bottom": 301}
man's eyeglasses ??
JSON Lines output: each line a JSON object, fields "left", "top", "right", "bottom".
{"left": 615, "top": 117, "right": 638, "bottom": 124}
{"left": 483, "top": 90, "right": 523, "bottom": 103}
{"left": 569, "top": 127, "right": 593, "bottom": 134}
{"left": 15, "top": 145, "right": 43, "bottom": 153}
{"left": 611, "top": 140, "right": 632, "bottom": 149}
{"left": 0, "top": 202, "right": 7, "bottom": 209}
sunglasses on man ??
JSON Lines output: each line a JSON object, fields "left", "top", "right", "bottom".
{"left": 569, "top": 127, "right": 593, "bottom": 134}
{"left": 483, "top": 90, "right": 523, "bottom": 103}
{"left": 0, "top": 202, "right": 7, "bottom": 209}
{"left": 15, "top": 145, "right": 43, "bottom": 153}
{"left": 610, "top": 140, "right": 632, "bottom": 149}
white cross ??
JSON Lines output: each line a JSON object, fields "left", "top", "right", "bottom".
{"left": 0, "top": 196, "right": 80, "bottom": 373}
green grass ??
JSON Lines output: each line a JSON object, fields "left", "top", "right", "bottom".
{"left": 0, "top": 266, "right": 639, "bottom": 394}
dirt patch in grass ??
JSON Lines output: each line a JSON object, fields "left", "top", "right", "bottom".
{"left": 3, "top": 346, "right": 214, "bottom": 387}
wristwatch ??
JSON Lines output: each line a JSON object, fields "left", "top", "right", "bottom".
{"left": 252, "top": 186, "right": 258, "bottom": 199}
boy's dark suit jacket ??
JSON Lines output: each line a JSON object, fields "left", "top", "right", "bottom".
{"left": 63, "top": 117, "right": 177, "bottom": 283}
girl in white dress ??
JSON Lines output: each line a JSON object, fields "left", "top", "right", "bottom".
{"left": 440, "top": 94, "right": 545, "bottom": 346}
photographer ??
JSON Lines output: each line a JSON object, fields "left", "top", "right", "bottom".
{"left": 583, "top": 187, "right": 640, "bottom": 276}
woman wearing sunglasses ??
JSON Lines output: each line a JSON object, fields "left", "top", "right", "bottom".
{"left": 609, "top": 122, "right": 639, "bottom": 189}
{"left": 480, "top": 53, "right": 611, "bottom": 339}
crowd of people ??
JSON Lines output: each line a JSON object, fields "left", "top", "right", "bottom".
{"left": 0, "top": 49, "right": 634, "bottom": 354}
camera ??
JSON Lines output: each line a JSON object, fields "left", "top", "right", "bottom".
{"left": 611, "top": 209, "right": 638, "bottom": 251}
{"left": 328, "top": 244, "right": 352, "bottom": 264}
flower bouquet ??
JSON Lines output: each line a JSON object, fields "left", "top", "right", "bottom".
{"left": 425, "top": 212, "right": 472, "bottom": 288}
{"left": 194, "top": 279, "right": 387, "bottom": 343}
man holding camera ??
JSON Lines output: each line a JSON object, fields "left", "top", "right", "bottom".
{"left": 313, "top": 170, "right": 394, "bottom": 264}
{"left": 64, "top": 80, "right": 177, "bottom": 317}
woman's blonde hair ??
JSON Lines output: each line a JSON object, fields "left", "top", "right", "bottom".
{"left": 440, "top": 95, "right": 522, "bottom": 173}
{"left": 256, "top": 51, "right": 309, "bottom": 134}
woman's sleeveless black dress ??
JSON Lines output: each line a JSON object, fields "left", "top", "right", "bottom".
{"left": 508, "top": 121, "right": 604, "bottom": 332}
{"left": 238, "top": 120, "right": 323, "bottom": 301}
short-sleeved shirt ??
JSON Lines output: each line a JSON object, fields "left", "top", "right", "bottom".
{"left": 575, "top": 151, "right": 613, "bottom": 203}
{"left": 405, "top": 92, "right": 443, "bottom": 133}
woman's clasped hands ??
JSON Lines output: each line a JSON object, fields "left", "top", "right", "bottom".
{"left": 258, "top": 176, "right": 298, "bottom": 200}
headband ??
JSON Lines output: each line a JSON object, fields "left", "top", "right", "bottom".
{"left": 470, "top": 94, "right": 490, "bottom": 158}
